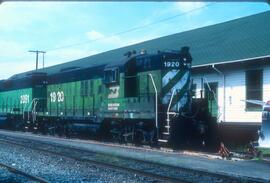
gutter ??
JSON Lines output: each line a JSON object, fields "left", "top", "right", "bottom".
{"left": 212, "top": 65, "right": 226, "bottom": 122}
{"left": 192, "top": 54, "right": 270, "bottom": 68}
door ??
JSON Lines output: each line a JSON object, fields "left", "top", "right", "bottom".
{"left": 124, "top": 59, "right": 138, "bottom": 97}
{"left": 204, "top": 82, "right": 218, "bottom": 117}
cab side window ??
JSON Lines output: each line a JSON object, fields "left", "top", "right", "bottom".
{"left": 104, "top": 68, "right": 119, "bottom": 84}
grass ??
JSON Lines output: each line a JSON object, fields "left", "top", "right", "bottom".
{"left": 258, "top": 147, "right": 270, "bottom": 157}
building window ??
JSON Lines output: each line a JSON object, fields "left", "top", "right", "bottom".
{"left": 246, "top": 70, "right": 263, "bottom": 111}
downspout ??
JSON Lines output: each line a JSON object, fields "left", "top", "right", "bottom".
{"left": 212, "top": 65, "right": 226, "bottom": 122}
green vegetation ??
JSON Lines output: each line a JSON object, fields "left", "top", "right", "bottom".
{"left": 258, "top": 147, "right": 270, "bottom": 157}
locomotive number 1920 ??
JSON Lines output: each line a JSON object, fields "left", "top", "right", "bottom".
{"left": 163, "top": 61, "right": 180, "bottom": 68}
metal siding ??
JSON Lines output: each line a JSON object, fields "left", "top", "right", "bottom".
{"left": 0, "top": 88, "right": 33, "bottom": 113}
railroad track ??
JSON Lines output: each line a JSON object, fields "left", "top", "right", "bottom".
{"left": 0, "top": 162, "right": 49, "bottom": 183}
{"left": 0, "top": 133, "right": 266, "bottom": 183}
{"left": 0, "top": 136, "right": 186, "bottom": 183}
{"left": 0, "top": 129, "right": 222, "bottom": 161}
{"left": 1, "top": 130, "right": 221, "bottom": 160}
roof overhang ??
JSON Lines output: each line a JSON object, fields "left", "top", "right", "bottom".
{"left": 192, "top": 55, "right": 270, "bottom": 73}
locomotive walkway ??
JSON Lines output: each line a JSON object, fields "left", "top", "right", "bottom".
{"left": 0, "top": 130, "right": 269, "bottom": 182}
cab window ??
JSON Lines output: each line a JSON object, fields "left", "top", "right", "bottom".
{"left": 104, "top": 68, "right": 119, "bottom": 84}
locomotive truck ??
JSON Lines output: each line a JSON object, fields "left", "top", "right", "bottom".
{"left": 0, "top": 47, "right": 217, "bottom": 147}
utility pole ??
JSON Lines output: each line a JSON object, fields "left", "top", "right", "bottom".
{"left": 42, "top": 51, "right": 46, "bottom": 68}
{"left": 28, "top": 50, "right": 46, "bottom": 70}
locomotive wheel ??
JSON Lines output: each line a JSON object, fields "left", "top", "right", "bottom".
{"left": 97, "top": 120, "right": 112, "bottom": 141}
{"left": 122, "top": 124, "right": 135, "bottom": 143}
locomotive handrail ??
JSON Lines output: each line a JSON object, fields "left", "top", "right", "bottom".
{"left": 23, "top": 98, "right": 46, "bottom": 121}
{"left": 22, "top": 103, "right": 29, "bottom": 120}
{"left": 148, "top": 73, "right": 159, "bottom": 139}
{"left": 32, "top": 100, "right": 39, "bottom": 122}
{"left": 166, "top": 89, "right": 177, "bottom": 133}
{"left": 167, "top": 89, "right": 176, "bottom": 113}
{"left": 27, "top": 98, "right": 39, "bottom": 121}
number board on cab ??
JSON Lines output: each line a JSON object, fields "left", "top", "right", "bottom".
{"left": 163, "top": 59, "right": 181, "bottom": 69}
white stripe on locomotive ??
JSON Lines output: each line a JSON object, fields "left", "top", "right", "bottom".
{"left": 162, "top": 70, "right": 179, "bottom": 87}
{"left": 171, "top": 92, "right": 188, "bottom": 111}
{"left": 162, "top": 71, "right": 189, "bottom": 105}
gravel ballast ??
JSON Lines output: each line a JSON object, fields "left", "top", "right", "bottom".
{"left": 0, "top": 130, "right": 269, "bottom": 183}
{"left": 0, "top": 166, "right": 35, "bottom": 183}
{"left": 0, "top": 142, "right": 160, "bottom": 183}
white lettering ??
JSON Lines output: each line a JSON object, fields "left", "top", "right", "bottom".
{"left": 108, "top": 103, "right": 120, "bottom": 110}
{"left": 50, "top": 91, "right": 64, "bottom": 103}
{"left": 164, "top": 61, "right": 180, "bottom": 68}
{"left": 20, "top": 94, "right": 29, "bottom": 104}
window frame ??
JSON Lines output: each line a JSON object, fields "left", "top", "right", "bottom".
{"left": 191, "top": 83, "right": 197, "bottom": 98}
{"left": 103, "top": 67, "right": 120, "bottom": 85}
{"left": 245, "top": 69, "right": 263, "bottom": 111}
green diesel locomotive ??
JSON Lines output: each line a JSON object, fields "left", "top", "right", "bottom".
{"left": 0, "top": 47, "right": 216, "bottom": 147}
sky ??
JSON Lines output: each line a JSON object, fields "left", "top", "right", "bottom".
{"left": 0, "top": 2, "right": 269, "bottom": 79}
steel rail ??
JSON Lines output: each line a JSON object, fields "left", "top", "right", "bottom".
{"left": 0, "top": 162, "right": 50, "bottom": 183}
{"left": 0, "top": 133, "right": 267, "bottom": 183}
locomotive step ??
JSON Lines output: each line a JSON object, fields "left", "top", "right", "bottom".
{"left": 162, "top": 132, "right": 170, "bottom": 135}
{"left": 164, "top": 126, "right": 170, "bottom": 128}
{"left": 158, "top": 139, "right": 168, "bottom": 143}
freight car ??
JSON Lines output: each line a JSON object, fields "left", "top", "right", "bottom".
{"left": 0, "top": 47, "right": 217, "bottom": 147}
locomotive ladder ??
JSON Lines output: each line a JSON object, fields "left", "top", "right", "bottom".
{"left": 158, "top": 89, "right": 177, "bottom": 143}
{"left": 148, "top": 73, "right": 177, "bottom": 144}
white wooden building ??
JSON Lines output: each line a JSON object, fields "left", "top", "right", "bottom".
{"left": 185, "top": 11, "right": 270, "bottom": 125}
{"left": 192, "top": 57, "right": 270, "bottom": 124}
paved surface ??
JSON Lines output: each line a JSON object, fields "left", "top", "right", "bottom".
{"left": 0, "top": 130, "right": 269, "bottom": 182}
{"left": 264, "top": 157, "right": 270, "bottom": 162}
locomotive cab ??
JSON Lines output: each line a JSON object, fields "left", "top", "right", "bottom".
{"left": 102, "top": 47, "right": 196, "bottom": 144}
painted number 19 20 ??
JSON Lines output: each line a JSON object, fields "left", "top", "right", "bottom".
{"left": 50, "top": 91, "right": 64, "bottom": 102}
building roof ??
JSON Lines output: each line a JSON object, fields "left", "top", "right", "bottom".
{"left": 10, "top": 10, "right": 270, "bottom": 79}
